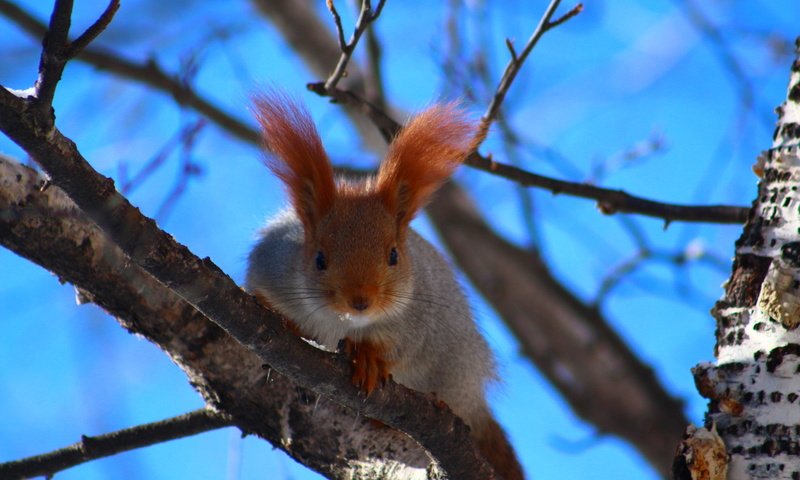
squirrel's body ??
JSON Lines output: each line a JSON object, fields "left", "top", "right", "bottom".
{"left": 247, "top": 208, "right": 495, "bottom": 424}
{"left": 246, "top": 93, "right": 524, "bottom": 480}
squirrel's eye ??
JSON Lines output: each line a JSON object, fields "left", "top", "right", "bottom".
{"left": 315, "top": 251, "right": 327, "bottom": 271}
{"left": 388, "top": 247, "right": 398, "bottom": 266}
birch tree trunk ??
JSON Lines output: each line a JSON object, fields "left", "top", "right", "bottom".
{"left": 677, "top": 38, "right": 800, "bottom": 479}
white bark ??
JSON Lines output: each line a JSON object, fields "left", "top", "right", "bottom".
{"left": 685, "top": 40, "right": 800, "bottom": 479}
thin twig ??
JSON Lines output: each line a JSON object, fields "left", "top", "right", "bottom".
{"left": 324, "top": 0, "right": 387, "bottom": 91}
{"left": 363, "top": 11, "right": 387, "bottom": 111}
{"left": 24, "top": 0, "right": 118, "bottom": 123}
{"left": 67, "top": 0, "right": 120, "bottom": 58}
{"left": 326, "top": 0, "right": 347, "bottom": 50}
{"left": 547, "top": 2, "right": 583, "bottom": 29}
{"left": 0, "top": 1, "right": 746, "bottom": 225}
{"left": 504, "top": 38, "right": 518, "bottom": 62}
{"left": 0, "top": 0, "right": 259, "bottom": 146}
{"left": 155, "top": 120, "right": 207, "bottom": 221}
{"left": 474, "top": 1, "right": 583, "bottom": 148}
{"left": 120, "top": 120, "right": 205, "bottom": 194}
{"left": 0, "top": 409, "right": 232, "bottom": 479}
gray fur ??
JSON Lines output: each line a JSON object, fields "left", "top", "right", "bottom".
{"left": 245, "top": 210, "right": 496, "bottom": 425}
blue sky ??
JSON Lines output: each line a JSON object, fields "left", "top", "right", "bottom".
{"left": 1, "top": 0, "right": 799, "bottom": 478}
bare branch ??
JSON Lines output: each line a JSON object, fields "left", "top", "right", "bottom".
{"left": 324, "top": 0, "right": 387, "bottom": 90}
{"left": 155, "top": 121, "right": 206, "bottom": 221}
{"left": 30, "top": 0, "right": 119, "bottom": 113}
{"left": 548, "top": 2, "right": 583, "bottom": 29}
{"left": 67, "top": 0, "right": 120, "bottom": 58}
{"left": 463, "top": 149, "right": 747, "bottom": 224}
{"left": 504, "top": 38, "right": 518, "bottom": 62}
{"left": 32, "top": 0, "right": 74, "bottom": 114}
{"left": 0, "top": 88, "right": 494, "bottom": 480}
{"left": 120, "top": 119, "right": 206, "bottom": 195}
{"left": 1, "top": 1, "right": 747, "bottom": 227}
{"left": 0, "top": 0, "right": 44, "bottom": 34}
{"left": 250, "top": 0, "right": 386, "bottom": 151}
{"left": 0, "top": 155, "right": 440, "bottom": 479}
{"left": 474, "top": 0, "right": 583, "bottom": 148}
{"left": 0, "top": 409, "right": 231, "bottom": 479}
{"left": 308, "top": 85, "right": 748, "bottom": 224}
{"left": 326, "top": 0, "right": 348, "bottom": 51}
{"left": 362, "top": 13, "right": 388, "bottom": 110}
{"left": 307, "top": 83, "right": 398, "bottom": 139}
{"left": 0, "top": 1, "right": 259, "bottom": 145}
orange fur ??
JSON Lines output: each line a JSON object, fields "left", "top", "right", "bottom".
{"left": 474, "top": 417, "right": 525, "bottom": 480}
{"left": 376, "top": 103, "right": 476, "bottom": 228}
{"left": 253, "top": 92, "right": 335, "bottom": 236}
{"left": 250, "top": 94, "right": 524, "bottom": 478}
{"left": 344, "top": 337, "right": 393, "bottom": 395}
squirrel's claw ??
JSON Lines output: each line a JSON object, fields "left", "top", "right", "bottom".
{"left": 344, "top": 338, "right": 391, "bottom": 396}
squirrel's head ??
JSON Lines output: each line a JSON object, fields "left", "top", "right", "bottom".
{"left": 254, "top": 92, "right": 476, "bottom": 327}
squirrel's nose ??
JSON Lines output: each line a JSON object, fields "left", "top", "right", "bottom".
{"left": 350, "top": 296, "right": 371, "bottom": 312}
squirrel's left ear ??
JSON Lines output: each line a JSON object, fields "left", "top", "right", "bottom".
{"left": 376, "top": 103, "right": 477, "bottom": 229}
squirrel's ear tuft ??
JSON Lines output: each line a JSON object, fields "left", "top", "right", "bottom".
{"left": 253, "top": 92, "right": 335, "bottom": 234}
{"left": 376, "top": 103, "right": 477, "bottom": 228}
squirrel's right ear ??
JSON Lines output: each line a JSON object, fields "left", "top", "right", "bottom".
{"left": 253, "top": 93, "right": 335, "bottom": 235}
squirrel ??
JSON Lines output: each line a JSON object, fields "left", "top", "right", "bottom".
{"left": 245, "top": 92, "right": 524, "bottom": 480}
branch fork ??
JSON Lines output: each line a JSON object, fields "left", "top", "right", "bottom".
{"left": 324, "top": 0, "right": 387, "bottom": 91}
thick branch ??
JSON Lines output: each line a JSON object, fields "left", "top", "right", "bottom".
{"left": 0, "top": 88, "right": 491, "bottom": 479}
{"left": 0, "top": 155, "right": 444, "bottom": 479}
{"left": 0, "top": 408, "right": 231, "bottom": 479}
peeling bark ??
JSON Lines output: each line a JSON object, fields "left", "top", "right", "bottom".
{"left": 684, "top": 39, "right": 800, "bottom": 479}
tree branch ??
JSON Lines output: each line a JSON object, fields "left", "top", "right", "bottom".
{"left": 309, "top": 84, "right": 748, "bottom": 224}
{"left": 475, "top": 0, "right": 583, "bottom": 147}
{"left": 0, "top": 1, "right": 748, "bottom": 224}
{"left": 0, "top": 75, "right": 493, "bottom": 480}
{"left": 0, "top": 0, "right": 259, "bottom": 145}
{"left": 324, "top": 0, "right": 386, "bottom": 90}
{"left": 428, "top": 182, "right": 687, "bottom": 476}
{"left": 0, "top": 408, "right": 231, "bottom": 479}
{"left": 66, "top": 0, "right": 120, "bottom": 58}
{"left": 32, "top": 0, "right": 73, "bottom": 113}
{"left": 0, "top": 154, "right": 448, "bottom": 479}
{"left": 462, "top": 151, "right": 748, "bottom": 225}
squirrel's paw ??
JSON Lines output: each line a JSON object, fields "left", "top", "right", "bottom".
{"left": 344, "top": 338, "right": 392, "bottom": 395}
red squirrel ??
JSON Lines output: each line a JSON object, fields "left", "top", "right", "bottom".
{"left": 246, "top": 92, "right": 524, "bottom": 480}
